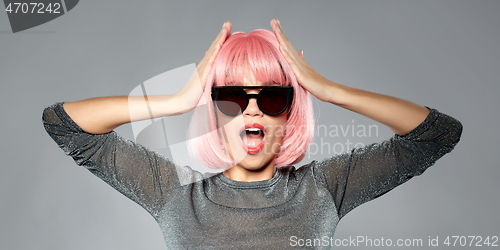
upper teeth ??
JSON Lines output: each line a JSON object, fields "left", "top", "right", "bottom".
{"left": 246, "top": 128, "right": 261, "bottom": 132}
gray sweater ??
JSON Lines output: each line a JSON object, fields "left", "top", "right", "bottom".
{"left": 42, "top": 103, "right": 462, "bottom": 249}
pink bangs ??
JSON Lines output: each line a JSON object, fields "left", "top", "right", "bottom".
{"left": 212, "top": 30, "right": 290, "bottom": 87}
{"left": 187, "top": 29, "right": 314, "bottom": 169}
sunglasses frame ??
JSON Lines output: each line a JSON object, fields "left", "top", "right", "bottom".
{"left": 211, "top": 86, "right": 294, "bottom": 116}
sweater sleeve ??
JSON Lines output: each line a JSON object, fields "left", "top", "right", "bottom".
{"left": 42, "top": 102, "right": 181, "bottom": 218}
{"left": 314, "top": 108, "right": 463, "bottom": 219}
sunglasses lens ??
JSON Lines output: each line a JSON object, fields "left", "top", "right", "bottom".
{"left": 259, "top": 89, "right": 289, "bottom": 115}
{"left": 213, "top": 87, "right": 292, "bottom": 116}
{"left": 216, "top": 88, "right": 247, "bottom": 115}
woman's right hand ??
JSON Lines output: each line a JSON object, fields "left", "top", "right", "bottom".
{"left": 62, "top": 22, "right": 232, "bottom": 134}
{"left": 175, "top": 21, "right": 232, "bottom": 113}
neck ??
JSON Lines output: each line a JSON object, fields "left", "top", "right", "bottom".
{"left": 223, "top": 162, "right": 277, "bottom": 182}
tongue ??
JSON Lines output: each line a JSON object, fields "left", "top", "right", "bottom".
{"left": 244, "top": 132, "right": 263, "bottom": 148}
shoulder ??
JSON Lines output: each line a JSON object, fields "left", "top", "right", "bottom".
{"left": 174, "top": 165, "right": 218, "bottom": 187}
{"left": 278, "top": 161, "right": 329, "bottom": 185}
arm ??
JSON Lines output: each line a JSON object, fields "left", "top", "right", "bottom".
{"left": 316, "top": 108, "right": 462, "bottom": 218}
{"left": 322, "top": 85, "right": 430, "bottom": 135}
{"left": 43, "top": 103, "right": 180, "bottom": 217}
{"left": 42, "top": 22, "right": 233, "bottom": 217}
{"left": 271, "top": 19, "right": 428, "bottom": 135}
{"left": 271, "top": 19, "right": 462, "bottom": 218}
{"left": 64, "top": 21, "right": 232, "bottom": 135}
{"left": 63, "top": 95, "right": 181, "bottom": 135}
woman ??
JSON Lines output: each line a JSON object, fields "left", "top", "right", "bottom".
{"left": 43, "top": 20, "right": 462, "bottom": 249}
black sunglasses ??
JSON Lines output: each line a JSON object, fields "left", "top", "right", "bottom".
{"left": 211, "top": 86, "right": 294, "bottom": 116}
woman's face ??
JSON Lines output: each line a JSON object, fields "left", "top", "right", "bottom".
{"left": 215, "top": 72, "right": 288, "bottom": 171}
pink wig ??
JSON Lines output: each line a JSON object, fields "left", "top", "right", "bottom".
{"left": 187, "top": 29, "right": 314, "bottom": 169}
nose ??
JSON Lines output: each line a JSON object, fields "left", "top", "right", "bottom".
{"left": 243, "top": 97, "right": 263, "bottom": 117}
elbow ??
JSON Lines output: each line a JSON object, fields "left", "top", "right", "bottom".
{"left": 438, "top": 114, "right": 463, "bottom": 153}
{"left": 42, "top": 105, "right": 56, "bottom": 132}
{"left": 448, "top": 117, "right": 463, "bottom": 149}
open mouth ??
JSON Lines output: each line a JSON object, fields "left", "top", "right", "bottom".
{"left": 239, "top": 123, "right": 266, "bottom": 154}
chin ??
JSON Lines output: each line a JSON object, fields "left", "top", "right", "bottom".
{"left": 234, "top": 153, "right": 276, "bottom": 171}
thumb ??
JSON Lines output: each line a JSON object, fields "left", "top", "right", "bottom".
{"left": 297, "top": 50, "right": 304, "bottom": 59}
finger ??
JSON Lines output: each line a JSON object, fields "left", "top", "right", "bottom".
{"left": 209, "top": 21, "right": 232, "bottom": 55}
{"left": 207, "top": 22, "right": 227, "bottom": 53}
{"left": 270, "top": 18, "right": 280, "bottom": 35}
{"left": 217, "top": 22, "right": 231, "bottom": 47}
{"left": 212, "top": 24, "right": 224, "bottom": 46}
{"left": 272, "top": 19, "right": 297, "bottom": 56}
{"left": 274, "top": 30, "right": 297, "bottom": 65}
{"left": 279, "top": 43, "right": 294, "bottom": 64}
{"left": 200, "top": 23, "right": 226, "bottom": 72}
{"left": 225, "top": 21, "right": 232, "bottom": 36}
{"left": 213, "top": 23, "right": 227, "bottom": 47}
{"left": 209, "top": 22, "right": 231, "bottom": 59}
{"left": 271, "top": 19, "right": 289, "bottom": 44}
{"left": 298, "top": 50, "right": 304, "bottom": 59}
{"left": 207, "top": 44, "right": 221, "bottom": 65}
{"left": 270, "top": 19, "right": 284, "bottom": 42}
{"left": 201, "top": 22, "right": 232, "bottom": 76}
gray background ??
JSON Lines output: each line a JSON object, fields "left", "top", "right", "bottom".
{"left": 1, "top": 0, "right": 499, "bottom": 249}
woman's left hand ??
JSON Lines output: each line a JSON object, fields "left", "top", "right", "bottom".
{"left": 271, "top": 19, "right": 430, "bottom": 134}
{"left": 271, "top": 19, "right": 337, "bottom": 103}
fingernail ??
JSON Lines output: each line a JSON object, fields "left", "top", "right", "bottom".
{"left": 277, "top": 19, "right": 281, "bottom": 26}
{"left": 274, "top": 19, "right": 278, "bottom": 26}
{"left": 222, "top": 22, "right": 226, "bottom": 29}
{"left": 281, "top": 44, "right": 286, "bottom": 51}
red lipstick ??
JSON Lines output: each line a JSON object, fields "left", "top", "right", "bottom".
{"left": 239, "top": 123, "right": 267, "bottom": 155}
